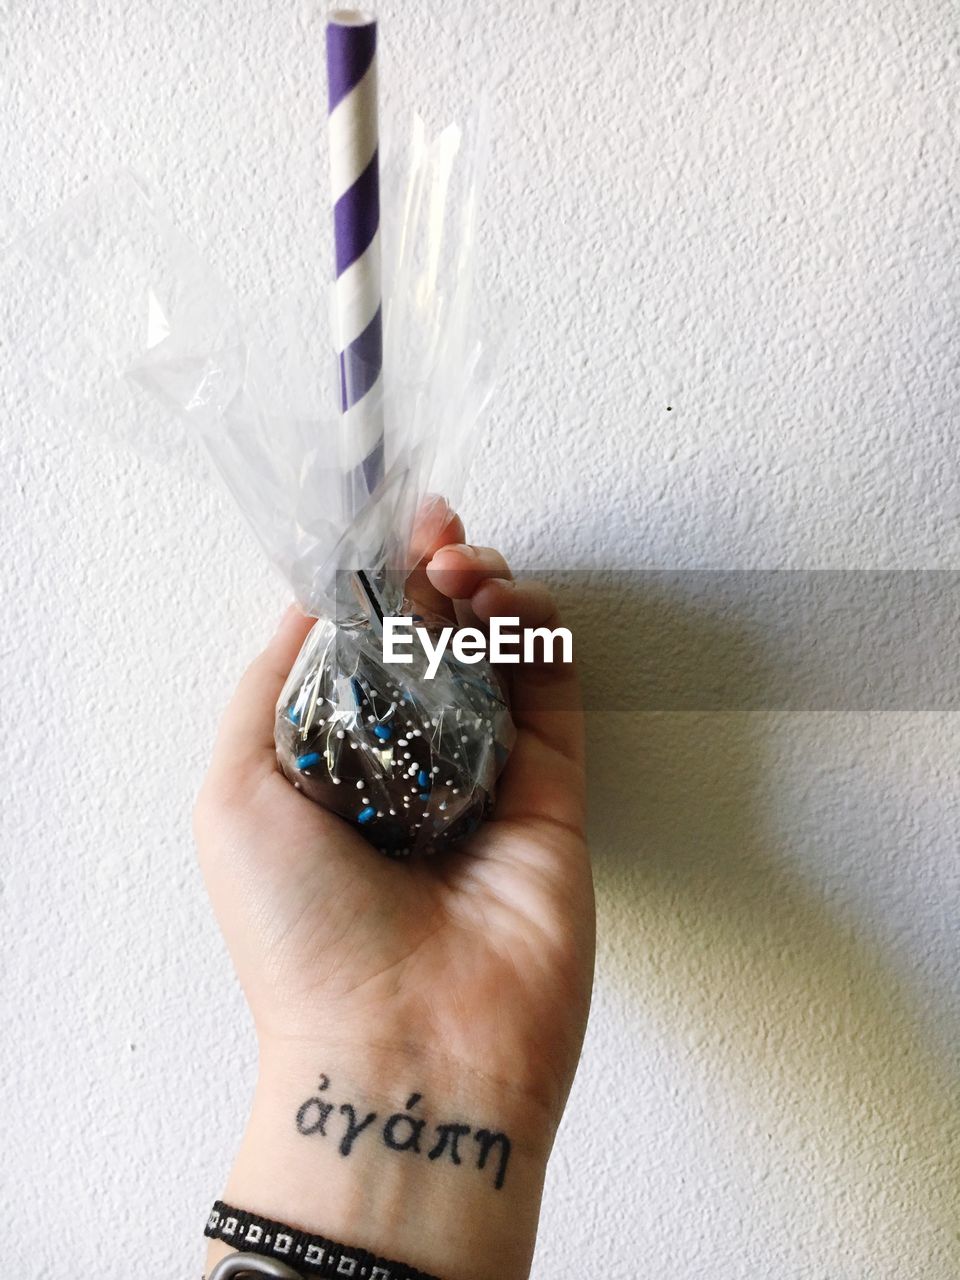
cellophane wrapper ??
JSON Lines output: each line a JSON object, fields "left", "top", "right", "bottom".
{"left": 4, "top": 108, "right": 515, "bottom": 856}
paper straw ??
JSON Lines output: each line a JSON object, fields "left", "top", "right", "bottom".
{"left": 326, "top": 9, "right": 384, "bottom": 500}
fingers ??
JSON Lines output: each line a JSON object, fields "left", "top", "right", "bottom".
{"left": 426, "top": 544, "right": 513, "bottom": 628}
{"left": 425, "top": 544, "right": 512, "bottom": 600}
{"left": 405, "top": 497, "right": 467, "bottom": 622}
{"left": 470, "top": 576, "right": 555, "bottom": 639}
{"left": 469, "top": 576, "right": 585, "bottom": 770}
{"left": 408, "top": 495, "right": 466, "bottom": 565}
{"left": 471, "top": 578, "right": 584, "bottom": 837}
{"left": 206, "top": 604, "right": 315, "bottom": 792}
{"left": 425, "top": 546, "right": 586, "bottom": 836}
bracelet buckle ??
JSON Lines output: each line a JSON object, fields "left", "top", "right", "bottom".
{"left": 208, "top": 1255, "right": 303, "bottom": 1280}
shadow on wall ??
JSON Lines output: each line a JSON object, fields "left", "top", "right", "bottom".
{"left": 556, "top": 573, "right": 960, "bottom": 1264}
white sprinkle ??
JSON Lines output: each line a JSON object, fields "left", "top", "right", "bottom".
{"left": 367, "top": 715, "right": 375, "bottom": 724}
{"left": 389, "top": 809, "right": 396, "bottom": 816}
{"left": 412, "top": 729, "right": 422, "bottom": 737}
{"left": 294, "top": 782, "right": 301, "bottom": 790}
{"left": 332, "top": 777, "right": 341, "bottom": 785}
{"left": 445, "top": 778, "right": 454, "bottom": 785}
{"left": 336, "top": 730, "right": 345, "bottom": 739}
{"left": 431, "top": 767, "right": 439, "bottom": 775}
{"left": 439, "top": 802, "right": 447, "bottom": 811}
{"left": 362, "top": 796, "right": 370, "bottom": 804}
{"left": 350, "top": 742, "right": 358, "bottom": 749}
{"left": 356, "top": 781, "right": 364, "bottom": 790}
{"left": 452, "top": 788, "right": 460, "bottom": 795}
{"left": 454, "top": 752, "right": 460, "bottom": 759}
{"left": 377, "top": 810, "right": 384, "bottom": 818}
{"left": 403, "top": 752, "right": 411, "bottom": 760}
{"left": 398, "top": 739, "right": 408, "bottom": 747}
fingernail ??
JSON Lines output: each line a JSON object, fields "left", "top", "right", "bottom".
{"left": 436, "top": 542, "right": 477, "bottom": 559}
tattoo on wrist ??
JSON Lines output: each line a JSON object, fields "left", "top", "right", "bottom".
{"left": 294, "top": 1073, "right": 512, "bottom": 1190}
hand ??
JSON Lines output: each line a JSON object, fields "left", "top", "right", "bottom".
{"left": 195, "top": 503, "right": 594, "bottom": 1280}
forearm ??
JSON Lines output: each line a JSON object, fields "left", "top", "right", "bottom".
{"left": 205, "top": 1042, "right": 555, "bottom": 1280}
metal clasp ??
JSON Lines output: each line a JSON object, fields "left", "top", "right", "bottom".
{"left": 207, "top": 1254, "right": 303, "bottom": 1280}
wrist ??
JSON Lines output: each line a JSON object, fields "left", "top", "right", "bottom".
{"left": 207, "top": 1040, "right": 555, "bottom": 1280}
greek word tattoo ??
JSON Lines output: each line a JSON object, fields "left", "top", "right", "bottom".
{"left": 338, "top": 1103, "right": 378, "bottom": 1156}
{"left": 427, "top": 1121, "right": 471, "bottom": 1164}
{"left": 294, "top": 1075, "right": 513, "bottom": 1191}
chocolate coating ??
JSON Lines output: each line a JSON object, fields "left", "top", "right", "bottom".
{"left": 275, "top": 608, "right": 514, "bottom": 856}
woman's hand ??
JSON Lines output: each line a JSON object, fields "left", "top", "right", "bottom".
{"left": 195, "top": 503, "right": 594, "bottom": 1280}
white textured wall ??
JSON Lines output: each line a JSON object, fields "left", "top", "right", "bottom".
{"left": 3, "top": 2, "right": 959, "bottom": 1276}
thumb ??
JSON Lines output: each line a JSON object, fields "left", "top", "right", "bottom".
{"left": 206, "top": 605, "right": 315, "bottom": 792}
{"left": 470, "top": 577, "right": 584, "bottom": 769}
{"left": 469, "top": 577, "right": 586, "bottom": 838}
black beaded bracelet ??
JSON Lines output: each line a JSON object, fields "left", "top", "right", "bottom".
{"left": 205, "top": 1201, "right": 441, "bottom": 1280}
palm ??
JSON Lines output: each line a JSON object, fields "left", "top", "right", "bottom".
{"left": 216, "top": 717, "right": 591, "bottom": 1125}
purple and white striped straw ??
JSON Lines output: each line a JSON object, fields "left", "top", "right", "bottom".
{"left": 326, "top": 9, "right": 384, "bottom": 500}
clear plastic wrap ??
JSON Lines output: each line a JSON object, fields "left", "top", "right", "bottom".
{"left": 130, "top": 108, "right": 503, "bottom": 621}
{"left": 3, "top": 106, "right": 514, "bottom": 857}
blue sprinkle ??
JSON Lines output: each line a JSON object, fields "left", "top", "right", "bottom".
{"left": 358, "top": 806, "right": 376, "bottom": 824}
{"left": 417, "top": 770, "right": 430, "bottom": 788}
{"left": 288, "top": 704, "right": 301, "bottom": 724}
{"left": 374, "top": 724, "right": 392, "bottom": 741}
{"left": 296, "top": 752, "right": 321, "bottom": 770}
{"left": 419, "top": 792, "right": 430, "bottom": 803}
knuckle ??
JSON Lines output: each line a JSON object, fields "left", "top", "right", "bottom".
{"left": 476, "top": 546, "right": 512, "bottom": 575}
{"left": 518, "top": 581, "right": 561, "bottom": 627}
